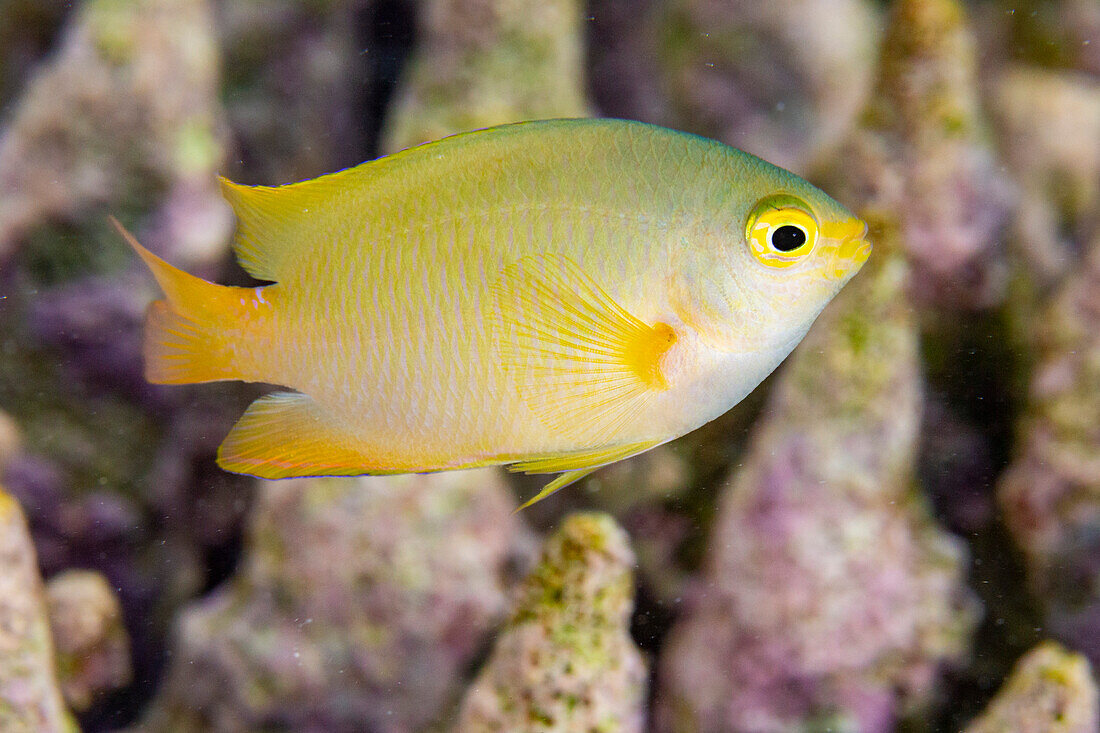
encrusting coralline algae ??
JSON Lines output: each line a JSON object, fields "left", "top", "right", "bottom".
{"left": 1, "top": 0, "right": 1099, "bottom": 730}
{"left": 454, "top": 512, "right": 647, "bottom": 733}
{"left": 653, "top": 252, "right": 979, "bottom": 733}
{"left": 963, "top": 642, "right": 1098, "bottom": 733}
{"left": 826, "top": 0, "right": 1014, "bottom": 310}
{"left": 135, "top": 471, "right": 531, "bottom": 732}
{"left": 0, "top": 0, "right": 229, "bottom": 267}
{"left": 0, "top": 486, "right": 76, "bottom": 733}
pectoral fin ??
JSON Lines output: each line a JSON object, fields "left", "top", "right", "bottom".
{"left": 492, "top": 255, "right": 677, "bottom": 445}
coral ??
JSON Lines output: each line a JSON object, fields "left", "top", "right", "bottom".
{"left": 0, "top": 486, "right": 76, "bottom": 733}
{"left": 45, "top": 569, "right": 132, "bottom": 713}
{"left": 990, "top": 67, "right": 1100, "bottom": 309}
{"left": 0, "top": 0, "right": 230, "bottom": 269}
{"left": 216, "top": 0, "right": 375, "bottom": 184}
{"left": 453, "top": 512, "right": 647, "bottom": 733}
{"left": 137, "top": 470, "right": 530, "bottom": 732}
{"left": 381, "top": 0, "right": 589, "bottom": 154}
{"left": 0, "top": 1, "right": 242, "bottom": 702}
{"left": 963, "top": 641, "right": 1099, "bottom": 733}
{"left": 998, "top": 232, "right": 1100, "bottom": 666}
{"left": 827, "top": 0, "right": 1014, "bottom": 309}
{"left": 636, "top": 0, "right": 880, "bottom": 173}
{"left": 653, "top": 253, "right": 979, "bottom": 733}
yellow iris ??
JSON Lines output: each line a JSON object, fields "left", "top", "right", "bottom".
{"left": 745, "top": 195, "right": 819, "bottom": 268}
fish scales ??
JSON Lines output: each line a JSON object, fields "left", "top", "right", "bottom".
{"left": 116, "top": 119, "right": 870, "bottom": 504}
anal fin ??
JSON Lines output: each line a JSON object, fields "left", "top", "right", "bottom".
{"left": 218, "top": 392, "right": 382, "bottom": 479}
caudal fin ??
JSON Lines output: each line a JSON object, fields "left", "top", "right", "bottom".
{"left": 111, "top": 217, "right": 257, "bottom": 385}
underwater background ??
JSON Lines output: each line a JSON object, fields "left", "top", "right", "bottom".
{"left": 0, "top": 0, "right": 1098, "bottom": 731}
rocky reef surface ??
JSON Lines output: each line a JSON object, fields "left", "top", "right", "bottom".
{"left": 998, "top": 233, "right": 1100, "bottom": 665}
{"left": 653, "top": 251, "right": 979, "bottom": 732}
{"left": 963, "top": 642, "right": 1098, "bottom": 733}
{"left": 0, "top": 0, "right": 1098, "bottom": 731}
{"left": 381, "top": 0, "right": 589, "bottom": 154}
{"left": 454, "top": 512, "right": 646, "bottom": 732}
{"left": 136, "top": 471, "right": 530, "bottom": 732}
{"left": 0, "top": 485, "right": 76, "bottom": 733}
{"left": 45, "top": 570, "right": 132, "bottom": 714}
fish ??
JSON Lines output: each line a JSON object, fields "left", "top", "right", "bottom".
{"left": 115, "top": 118, "right": 870, "bottom": 509}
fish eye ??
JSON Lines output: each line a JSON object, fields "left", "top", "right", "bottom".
{"left": 771, "top": 224, "right": 807, "bottom": 252}
{"left": 745, "top": 195, "right": 819, "bottom": 268}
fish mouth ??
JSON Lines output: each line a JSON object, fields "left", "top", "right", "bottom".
{"left": 823, "top": 218, "right": 871, "bottom": 278}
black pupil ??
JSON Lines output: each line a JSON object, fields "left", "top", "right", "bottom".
{"left": 771, "top": 225, "right": 807, "bottom": 252}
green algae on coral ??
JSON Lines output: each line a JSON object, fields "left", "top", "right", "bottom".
{"left": 0, "top": 487, "right": 78, "bottom": 733}
{"left": 455, "top": 512, "right": 646, "bottom": 733}
{"left": 963, "top": 642, "right": 1098, "bottom": 733}
{"left": 382, "top": 0, "right": 590, "bottom": 155}
{"left": 825, "top": 0, "right": 1012, "bottom": 311}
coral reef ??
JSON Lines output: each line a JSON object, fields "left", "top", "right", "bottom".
{"left": 653, "top": 252, "right": 980, "bottom": 732}
{"left": 0, "top": 0, "right": 229, "bottom": 267}
{"left": 592, "top": 0, "right": 880, "bottom": 173}
{"left": 45, "top": 569, "right": 132, "bottom": 713}
{"left": 827, "top": 0, "right": 1014, "bottom": 309}
{"left": 381, "top": 0, "right": 589, "bottom": 154}
{"left": 454, "top": 512, "right": 647, "bottom": 733}
{"left": 963, "top": 642, "right": 1098, "bottom": 733}
{"left": 2, "top": 0, "right": 1100, "bottom": 730}
{"left": 138, "top": 470, "right": 530, "bottom": 733}
{"left": 0, "top": 486, "right": 76, "bottom": 733}
{"left": 998, "top": 232, "right": 1100, "bottom": 666}
{"left": 215, "top": 0, "right": 376, "bottom": 184}
{"left": 990, "top": 66, "right": 1100, "bottom": 315}
{"left": 0, "top": 3, "right": 243, "bottom": 712}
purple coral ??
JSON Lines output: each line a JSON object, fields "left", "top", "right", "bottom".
{"left": 138, "top": 470, "right": 530, "bottom": 733}
{"left": 653, "top": 256, "right": 979, "bottom": 733}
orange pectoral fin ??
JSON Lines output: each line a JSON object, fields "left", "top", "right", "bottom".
{"left": 492, "top": 255, "right": 677, "bottom": 445}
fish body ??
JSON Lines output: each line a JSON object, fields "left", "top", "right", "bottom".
{"left": 118, "top": 119, "right": 869, "bottom": 506}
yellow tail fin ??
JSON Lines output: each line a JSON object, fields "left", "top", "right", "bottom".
{"left": 111, "top": 217, "right": 259, "bottom": 385}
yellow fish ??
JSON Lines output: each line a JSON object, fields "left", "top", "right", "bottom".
{"left": 116, "top": 119, "right": 869, "bottom": 508}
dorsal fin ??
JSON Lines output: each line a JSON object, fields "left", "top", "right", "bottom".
{"left": 218, "top": 168, "right": 366, "bottom": 281}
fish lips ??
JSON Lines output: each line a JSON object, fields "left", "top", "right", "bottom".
{"left": 822, "top": 218, "right": 871, "bottom": 279}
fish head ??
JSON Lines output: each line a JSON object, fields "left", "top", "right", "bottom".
{"left": 735, "top": 190, "right": 870, "bottom": 343}
{"left": 741, "top": 191, "right": 869, "bottom": 285}
{"left": 733, "top": 188, "right": 870, "bottom": 344}
{"left": 682, "top": 188, "right": 870, "bottom": 353}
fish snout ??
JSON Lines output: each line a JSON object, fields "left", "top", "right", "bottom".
{"left": 822, "top": 218, "right": 871, "bottom": 279}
